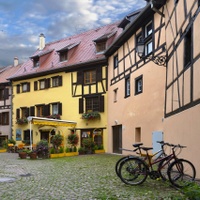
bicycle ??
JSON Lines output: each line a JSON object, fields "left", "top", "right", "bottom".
{"left": 118, "top": 143, "right": 196, "bottom": 188}
{"left": 115, "top": 141, "right": 169, "bottom": 180}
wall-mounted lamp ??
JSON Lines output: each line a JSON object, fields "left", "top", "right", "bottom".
{"left": 136, "top": 39, "right": 166, "bottom": 66}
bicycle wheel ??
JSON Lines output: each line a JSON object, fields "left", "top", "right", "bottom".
{"left": 119, "top": 157, "right": 148, "bottom": 185}
{"left": 167, "top": 159, "right": 196, "bottom": 188}
{"left": 115, "top": 156, "right": 128, "bottom": 177}
{"left": 158, "top": 158, "right": 172, "bottom": 181}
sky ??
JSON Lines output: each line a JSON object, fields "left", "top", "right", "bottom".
{"left": 0, "top": 0, "right": 146, "bottom": 67}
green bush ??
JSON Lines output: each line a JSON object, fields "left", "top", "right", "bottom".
{"left": 51, "top": 133, "right": 64, "bottom": 153}
{"left": 182, "top": 182, "right": 200, "bottom": 199}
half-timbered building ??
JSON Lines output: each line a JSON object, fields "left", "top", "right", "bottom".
{"left": 105, "top": 2, "right": 166, "bottom": 153}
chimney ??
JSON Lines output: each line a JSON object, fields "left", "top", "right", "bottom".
{"left": 39, "top": 33, "right": 45, "bottom": 50}
{"left": 14, "top": 57, "right": 19, "bottom": 67}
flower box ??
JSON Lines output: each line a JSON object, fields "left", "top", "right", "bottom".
{"left": 81, "top": 111, "right": 100, "bottom": 120}
{"left": 95, "top": 149, "right": 105, "bottom": 154}
{"left": 50, "top": 153, "right": 65, "bottom": 158}
{"left": 65, "top": 152, "right": 78, "bottom": 157}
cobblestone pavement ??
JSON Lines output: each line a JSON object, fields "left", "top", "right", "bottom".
{"left": 0, "top": 153, "right": 183, "bottom": 200}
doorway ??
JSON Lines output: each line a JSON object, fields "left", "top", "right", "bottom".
{"left": 112, "top": 125, "right": 122, "bottom": 154}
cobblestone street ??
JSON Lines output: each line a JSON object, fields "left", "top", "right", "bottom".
{"left": 0, "top": 153, "right": 182, "bottom": 200}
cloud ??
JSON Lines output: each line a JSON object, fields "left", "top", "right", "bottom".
{"left": 0, "top": 0, "right": 146, "bottom": 67}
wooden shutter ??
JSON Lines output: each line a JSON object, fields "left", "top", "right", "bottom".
{"left": 59, "top": 76, "right": 63, "bottom": 86}
{"left": 16, "top": 85, "right": 20, "bottom": 94}
{"left": 30, "top": 106, "right": 35, "bottom": 116}
{"left": 25, "top": 108, "right": 30, "bottom": 117}
{"left": 34, "top": 81, "right": 38, "bottom": 91}
{"left": 79, "top": 98, "right": 84, "bottom": 113}
{"left": 43, "top": 104, "right": 50, "bottom": 116}
{"left": 45, "top": 78, "right": 50, "bottom": 89}
{"left": 4, "top": 88, "right": 9, "bottom": 99}
{"left": 77, "top": 71, "right": 83, "bottom": 84}
{"left": 96, "top": 67, "right": 102, "bottom": 82}
{"left": 99, "top": 95, "right": 104, "bottom": 112}
{"left": 0, "top": 113, "right": 2, "bottom": 125}
{"left": 58, "top": 103, "right": 62, "bottom": 115}
{"left": 27, "top": 83, "right": 30, "bottom": 92}
{"left": 16, "top": 108, "right": 20, "bottom": 118}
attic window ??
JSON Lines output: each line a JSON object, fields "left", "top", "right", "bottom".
{"left": 60, "top": 51, "right": 68, "bottom": 62}
{"left": 33, "top": 57, "right": 39, "bottom": 68}
{"left": 96, "top": 42, "right": 106, "bottom": 53}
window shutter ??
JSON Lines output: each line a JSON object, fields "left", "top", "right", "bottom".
{"left": 0, "top": 113, "right": 2, "bottom": 125}
{"left": 96, "top": 67, "right": 102, "bottom": 82}
{"left": 17, "top": 85, "right": 20, "bottom": 94}
{"left": 99, "top": 96, "right": 104, "bottom": 112}
{"left": 45, "top": 79, "right": 50, "bottom": 88}
{"left": 16, "top": 108, "right": 20, "bottom": 118}
{"left": 58, "top": 103, "right": 62, "bottom": 115}
{"left": 77, "top": 71, "right": 83, "bottom": 84}
{"left": 27, "top": 83, "right": 30, "bottom": 92}
{"left": 26, "top": 108, "right": 30, "bottom": 117}
{"left": 59, "top": 76, "right": 63, "bottom": 86}
{"left": 43, "top": 104, "right": 50, "bottom": 116}
{"left": 4, "top": 88, "right": 9, "bottom": 99}
{"left": 79, "top": 98, "right": 84, "bottom": 113}
{"left": 30, "top": 106, "right": 35, "bottom": 116}
{"left": 34, "top": 81, "right": 38, "bottom": 91}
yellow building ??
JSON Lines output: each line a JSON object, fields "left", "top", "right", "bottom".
{"left": 8, "top": 23, "right": 122, "bottom": 151}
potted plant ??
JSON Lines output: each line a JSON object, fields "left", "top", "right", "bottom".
{"left": 65, "top": 131, "right": 79, "bottom": 156}
{"left": 51, "top": 133, "right": 64, "bottom": 153}
{"left": 36, "top": 140, "right": 49, "bottom": 159}
{"left": 78, "top": 147, "right": 86, "bottom": 155}
{"left": 94, "top": 144, "right": 105, "bottom": 154}
{"left": 81, "top": 111, "right": 100, "bottom": 120}
{"left": 18, "top": 149, "right": 29, "bottom": 159}
{"left": 29, "top": 149, "right": 37, "bottom": 159}
{"left": 82, "top": 138, "right": 95, "bottom": 154}
{"left": 16, "top": 117, "right": 28, "bottom": 125}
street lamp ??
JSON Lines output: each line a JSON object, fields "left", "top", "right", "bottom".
{"left": 136, "top": 39, "right": 166, "bottom": 66}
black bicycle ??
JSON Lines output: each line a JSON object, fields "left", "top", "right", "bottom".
{"left": 118, "top": 143, "right": 196, "bottom": 188}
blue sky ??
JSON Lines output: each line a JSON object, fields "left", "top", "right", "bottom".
{"left": 0, "top": 0, "right": 146, "bottom": 67}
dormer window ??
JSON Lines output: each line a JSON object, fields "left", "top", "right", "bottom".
{"left": 96, "top": 42, "right": 106, "bottom": 53}
{"left": 94, "top": 31, "right": 116, "bottom": 53}
{"left": 33, "top": 57, "right": 39, "bottom": 68}
{"left": 60, "top": 51, "right": 68, "bottom": 62}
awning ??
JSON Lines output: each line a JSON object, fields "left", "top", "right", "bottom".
{"left": 27, "top": 116, "right": 76, "bottom": 127}
{"left": 27, "top": 116, "right": 77, "bottom": 149}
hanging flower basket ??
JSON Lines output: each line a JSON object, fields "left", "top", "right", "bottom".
{"left": 81, "top": 111, "right": 100, "bottom": 120}
{"left": 16, "top": 118, "right": 28, "bottom": 125}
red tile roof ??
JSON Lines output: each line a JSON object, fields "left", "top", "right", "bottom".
{"left": 9, "top": 22, "right": 122, "bottom": 80}
{"left": 0, "top": 64, "right": 22, "bottom": 83}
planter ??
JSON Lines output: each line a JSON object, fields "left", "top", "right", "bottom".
{"left": 29, "top": 152, "right": 37, "bottom": 159}
{"left": 19, "top": 152, "right": 27, "bottom": 159}
{"left": 95, "top": 149, "right": 105, "bottom": 154}
{"left": 65, "top": 152, "right": 78, "bottom": 157}
{"left": 50, "top": 153, "right": 65, "bottom": 158}
{"left": 0, "top": 149, "right": 7, "bottom": 153}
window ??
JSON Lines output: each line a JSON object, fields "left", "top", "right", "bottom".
{"left": 22, "top": 83, "right": 30, "bottom": 93}
{"left": 0, "top": 112, "right": 9, "bottom": 125}
{"left": 114, "top": 88, "right": 118, "bottom": 102}
{"left": 125, "top": 76, "right": 130, "bottom": 97}
{"left": 0, "top": 88, "right": 9, "bottom": 100}
{"left": 144, "top": 21, "right": 153, "bottom": 56}
{"left": 113, "top": 55, "right": 118, "bottom": 69}
{"left": 52, "top": 104, "right": 58, "bottom": 115}
{"left": 33, "top": 57, "right": 39, "bottom": 68}
{"left": 60, "top": 51, "right": 68, "bottom": 62}
{"left": 135, "top": 75, "right": 143, "bottom": 95}
{"left": 184, "top": 27, "right": 192, "bottom": 67}
{"left": 52, "top": 76, "right": 62, "bottom": 87}
{"left": 135, "top": 127, "right": 141, "bottom": 142}
{"left": 86, "top": 97, "right": 99, "bottom": 112}
{"left": 21, "top": 107, "right": 29, "bottom": 118}
{"left": 36, "top": 105, "right": 44, "bottom": 117}
{"left": 96, "top": 42, "right": 106, "bottom": 52}
{"left": 84, "top": 70, "right": 96, "bottom": 84}
{"left": 39, "top": 80, "right": 45, "bottom": 89}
